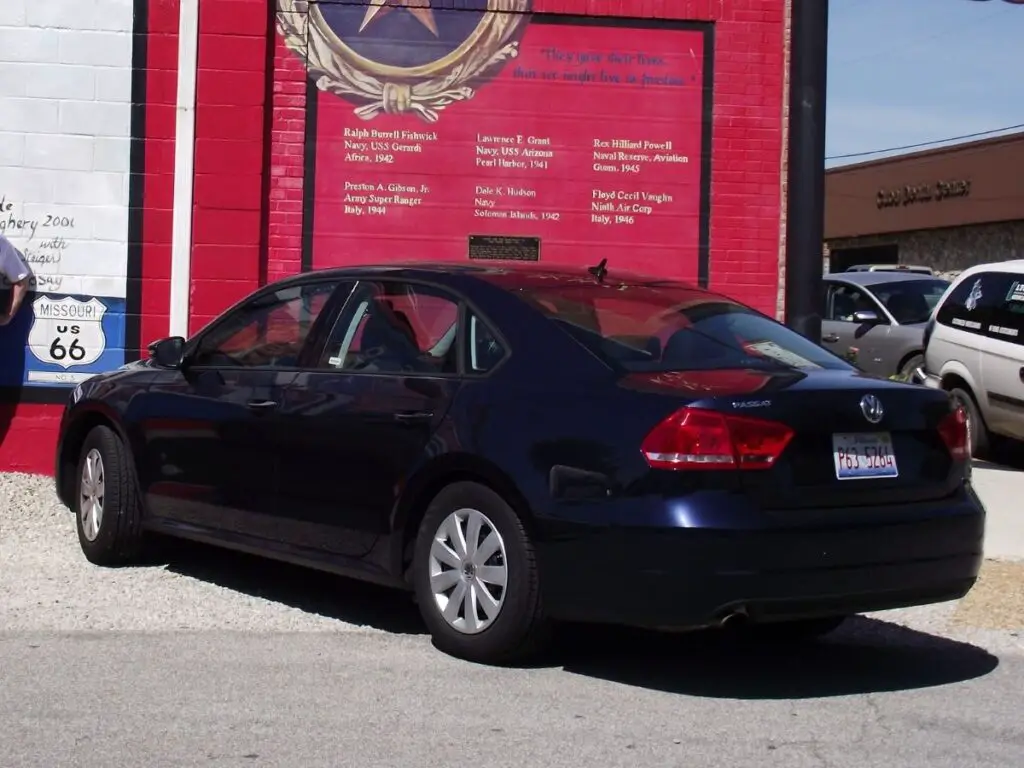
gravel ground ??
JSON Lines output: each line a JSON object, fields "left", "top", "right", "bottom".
{"left": 1, "top": 471, "right": 1022, "bottom": 657}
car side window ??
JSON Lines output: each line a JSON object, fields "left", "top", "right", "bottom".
{"left": 987, "top": 273, "right": 1024, "bottom": 345}
{"left": 826, "top": 284, "right": 884, "bottom": 323}
{"left": 466, "top": 312, "right": 506, "bottom": 374}
{"left": 190, "top": 281, "right": 342, "bottom": 368}
{"left": 936, "top": 272, "right": 1011, "bottom": 334}
{"left": 318, "top": 281, "right": 461, "bottom": 375}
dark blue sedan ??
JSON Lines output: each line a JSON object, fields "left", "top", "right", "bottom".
{"left": 54, "top": 262, "right": 985, "bottom": 664}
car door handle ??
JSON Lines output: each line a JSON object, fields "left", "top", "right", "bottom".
{"left": 1019, "top": 367, "right": 1024, "bottom": 384}
{"left": 822, "top": 334, "right": 840, "bottom": 343}
{"left": 246, "top": 399, "right": 279, "bottom": 411}
{"left": 393, "top": 410, "right": 434, "bottom": 423}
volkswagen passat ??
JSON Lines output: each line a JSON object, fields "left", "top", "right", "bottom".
{"left": 55, "top": 263, "right": 985, "bottom": 664}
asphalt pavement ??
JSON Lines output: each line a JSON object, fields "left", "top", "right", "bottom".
{"left": 2, "top": 628, "right": 1022, "bottom": 768}
{"left": 1, "top": 457, "right": 1022, "bottom": 768}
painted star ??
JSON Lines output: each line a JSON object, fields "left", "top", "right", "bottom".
{"left": 359, "top": 0, "right": 439, "bottom": 37}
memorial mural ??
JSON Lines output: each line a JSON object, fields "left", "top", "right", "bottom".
{"left": 278, "top": 0, "right": 713, "bottom": 278}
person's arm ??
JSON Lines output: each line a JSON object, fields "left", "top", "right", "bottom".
{"left": 0, "top": 277, "right": 29, "bottom": 325}
{"left": 0, "top": 236, "right": 32, "bottom": 326}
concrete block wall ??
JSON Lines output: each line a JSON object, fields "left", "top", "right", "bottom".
{"left": 0, "top": 0, "right": 132, "bottom": 470}
{"left": 0, "top": 0, "right": 179, "bottom": 473}
{"left": 0, "top": 0, "right": 134, "bottom": 324}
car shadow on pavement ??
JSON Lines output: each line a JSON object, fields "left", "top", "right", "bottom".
{"left": 555, "top": 618, "right": 1000, "bottom": 699}
{"left": 156, "top": 538, "right": 426, "bottom": 635}
{"left": 157, "top": 538, "right": 999, "bottom": 699}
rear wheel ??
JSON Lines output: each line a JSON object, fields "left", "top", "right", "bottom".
{"left": 898, "top": 353, "right": 924, "bottom": 380}
{"left": 948, "top": 385, "right": 988, "bottom": 458}
{"left": 75, "top": 425, "right": 146, "bottom": 566}
{"left": 412, "top": 482, "right": 549, "bottom": 665}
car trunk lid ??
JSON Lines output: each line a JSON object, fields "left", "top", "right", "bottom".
{"left": 621, "top": 368, "right": 965, "bottom": 509}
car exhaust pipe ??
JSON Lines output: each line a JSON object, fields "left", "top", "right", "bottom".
{"left": 718, "top": 610, "right": 748, "bottom": 629}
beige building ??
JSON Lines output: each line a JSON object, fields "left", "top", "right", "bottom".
{"left": 824, "top": 131, "right": 1024, "bottom": 278}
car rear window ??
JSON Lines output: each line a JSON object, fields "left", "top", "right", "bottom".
{"left": 514, "top": 282, "right": 853, "bottom": 373}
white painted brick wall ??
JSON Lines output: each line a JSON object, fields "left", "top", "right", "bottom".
{"left": 0, "top": 0, "right": 136, "bottom": 385}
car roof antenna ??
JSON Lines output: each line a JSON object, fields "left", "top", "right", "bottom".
{"left": 588, "top": 258, "right": 608, "bottom": 284}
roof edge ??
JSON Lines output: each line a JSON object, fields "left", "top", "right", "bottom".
{"left": 827, "top": 129, "right": 1024, "bottom": 175}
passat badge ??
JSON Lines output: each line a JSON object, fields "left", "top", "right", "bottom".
{"left": 860, "top": 394, "right": 884, "bottom": 424}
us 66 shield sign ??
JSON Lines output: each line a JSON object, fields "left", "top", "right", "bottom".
{"left": 27, "top": 296, "right": 107, "bottom": 370}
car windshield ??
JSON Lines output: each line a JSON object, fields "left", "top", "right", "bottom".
{"left": 514, "top": 281, "right": 853, "bottom": 373}
{"left": 869, "top": 278, "right": 950, "bottom": 324}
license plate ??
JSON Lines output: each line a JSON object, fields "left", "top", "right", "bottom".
{"left": 832, "top": 432, "right": 899, "bottom": 480}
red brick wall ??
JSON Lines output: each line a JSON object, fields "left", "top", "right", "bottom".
{"left": 267, "top": 32, "right": 308, "bottom": 284}
{"left": 189, "top": 0, "right": 269, "bottom": 335}
{"left": 141, "top": 0, "right": 181, "bottom": 353}
{"left": 1, "top": 0, "right": 790, "bottom": 476}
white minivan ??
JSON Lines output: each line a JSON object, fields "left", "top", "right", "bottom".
{"left": 922, "top": 259, "right": 1024, "bottom": 457}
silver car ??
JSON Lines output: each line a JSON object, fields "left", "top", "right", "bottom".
{"left": 844, "top": 264, "right": 935, "bottom": 275}
{"left": 821, "top": 271, "right": 950, "bottom": 378}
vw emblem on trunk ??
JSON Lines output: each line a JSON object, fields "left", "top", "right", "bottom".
{"left": 860, "top": 394, "right": 884, "bottom": 424}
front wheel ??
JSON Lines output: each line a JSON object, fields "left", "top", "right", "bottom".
{"left": 75, "top": 425, "right": 146, "bottom": 566}
{"left": 412, "top": 482, "right": 549, "bottom": 665}
{"left": 898, "top": 353, "right": 924, "bottom": 381}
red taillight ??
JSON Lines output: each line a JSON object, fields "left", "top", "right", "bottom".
{"left": 641, "top": 407, "right": 794, "bottom": 471}
{"left": 937, "top": 405, "right": 969, "bottom": 460}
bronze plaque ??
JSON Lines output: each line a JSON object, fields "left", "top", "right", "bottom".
{"left": 468, "top": 235, "right": 541, "bottom": 262}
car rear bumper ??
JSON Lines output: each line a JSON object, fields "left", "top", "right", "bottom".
{"left": 535, "top": 492, "right": 985, "bottom": 629}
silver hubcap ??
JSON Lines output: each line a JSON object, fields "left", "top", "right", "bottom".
{"left": 428, "top": 508, "right": 508, "bottom": 635}
{"left": 80, "top": 449, "right": 105, "bottom": 542}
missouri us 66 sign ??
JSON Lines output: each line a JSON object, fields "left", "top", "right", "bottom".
{"left": 28, "top": 296, "right": 108, "bottom": 370}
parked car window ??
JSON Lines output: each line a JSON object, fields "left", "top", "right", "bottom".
{"left": 936, "top": 271, "right": 1013, "bottom": 335}
{"left": 516, "top": 283, "right": 852, "bottom": 372}
{"left": 466, "top": 312, "right": 506, "bottom": 373}
{"left": 825, "top": 284, "right": 884, "bottom": 323}
{"left": 987, "top": 273, "right": 1024, "bottom": 345}
{"left": 190, "top": 281, "right": 341, "bottom": 368}
{"left": 869, "top": 278, "right": 949, "bottom": 324}
{"left": 320, "top": 281, "right": 461, "bottom": 374}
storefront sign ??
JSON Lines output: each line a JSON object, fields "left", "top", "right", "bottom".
{"left": 876, "top": 179, "right": 971, "bottom": 209}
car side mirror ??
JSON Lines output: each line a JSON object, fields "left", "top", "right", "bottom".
{"left": 852, "top": 310, "right": 881, "bottom": 325}
{"left": 148, "top": 336, "right": 187, "bottom": 369}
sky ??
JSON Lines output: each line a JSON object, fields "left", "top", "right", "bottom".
{"left": 826, "top": 0, "right": 1024, "bottom": 167}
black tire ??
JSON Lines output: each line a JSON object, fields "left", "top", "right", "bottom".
{"left": 898, "top": 353, "right": 924, "bottom": 380}
{"left": 74, "top": 425, "right": 146, "bottom": 566}
{"left": 738, "top": 615, "right": 849, "bottom": 644}
{"left": 948, "top": 386, "right": 988, "bottom": 458}
{"left": 412, "top": 481, "right": 549, "bottom": 665}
